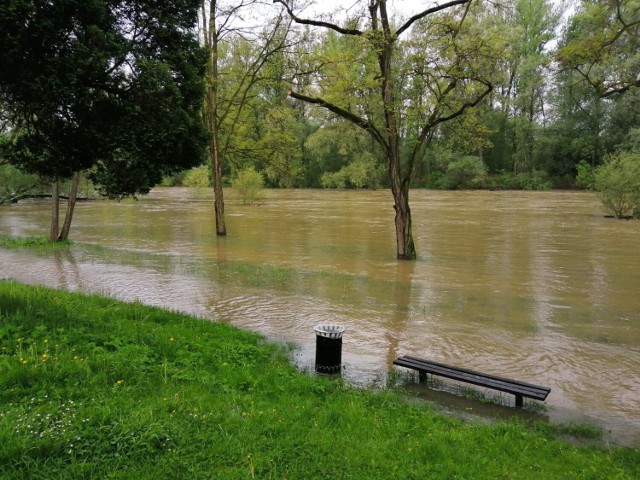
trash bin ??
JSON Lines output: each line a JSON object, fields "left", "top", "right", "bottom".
{"left": 314, "top": 324, "right": 345, "bottom": 373}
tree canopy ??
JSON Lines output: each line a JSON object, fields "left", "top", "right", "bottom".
{"left": 0, "top": 0, "right": 208, "bottom": 200}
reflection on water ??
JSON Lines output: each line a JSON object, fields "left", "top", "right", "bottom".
{"left": 1, "top": 188, "right": 639, "bottom": 446}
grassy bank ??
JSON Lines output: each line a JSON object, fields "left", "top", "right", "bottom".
{"left": 0, "top": 281, "right": 638, "bottom": 479}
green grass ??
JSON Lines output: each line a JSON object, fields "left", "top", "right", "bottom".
{"left": 0, "top": 281, "right": 638, "bottom": 479}
{"left": 0, "top": 235, "right": 72, "bottom": 250}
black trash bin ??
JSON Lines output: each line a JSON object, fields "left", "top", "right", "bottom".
{"left": 314, "top": 324, "right": 345, "bottom": 373}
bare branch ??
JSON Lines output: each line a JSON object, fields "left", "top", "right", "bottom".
{"left": 428, "top": 79, "right": 492, "bottom": 129}
{"left": 272, "top": 0, "right": 363, "bottom": 35}
{"left": 396, "top": 0, "right": 471, "bottom": 37}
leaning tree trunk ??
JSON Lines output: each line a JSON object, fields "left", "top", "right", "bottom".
{"left": 58, "top": 171, "right": 80, "bottom": 241}
{"left": 49, "top": 179, "right": 60, "bottom": 242}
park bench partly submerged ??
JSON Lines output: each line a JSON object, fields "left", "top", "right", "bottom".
{"left": 393, "top": 355, "right": 551, "bottom": 408}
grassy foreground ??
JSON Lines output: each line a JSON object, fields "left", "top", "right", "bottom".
{"left": 0, "top": 281, "right": 638, "bottom": 479}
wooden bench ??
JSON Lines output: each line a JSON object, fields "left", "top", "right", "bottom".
{"left": 393, "top": 355, "right": 550, "bottom": 408}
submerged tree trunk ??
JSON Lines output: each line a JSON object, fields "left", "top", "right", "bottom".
{"left": 203, "top": 0, "right": 226, "bottom": 236}
{"left": 389, "top": 149, "right": 416, "bottom": 260}
{"left": 58, "top": 172, "right": 80, "bottom": 241}
{"left": 49, "top": 179, "right": 60, "bottom": 242}
{"left": 211, "top": 126, "right": 226, "bottom": 236}
{"left": 391, "top": 183, "right": 416, "bottom": 260}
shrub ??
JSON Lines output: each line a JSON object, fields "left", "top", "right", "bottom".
{"left": 232, "top": 167, "right": 265, "bottom": 205}
{"left": 442, "top": 155, "right": 487, "bottom": 189}
{"left": 513, "top": 170, "right": 552, "bottom": 190}
{"left": 320, "top": 154, "right": 384, "bottom": 189}
{"left": 489, "top": 169, "right": 552, "bottom": 191}
{"left": 593, "top": 152, "right": 640, "bottom": 218}
{"left": 182, "top": 165, "right": 211, "bottom": 188}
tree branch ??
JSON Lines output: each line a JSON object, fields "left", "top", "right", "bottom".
{"left": 272, "top": 0, "right": 363, "bottom": 35}
{"left": 395, "top": 0, "right": 471, "bottom": 37}
{"left": 287, "top": 89, "right": 388, "bottom": 150}
{"left": 428, "top": 79, "right": 492, "bottom": 129}
{"left": 601, "top": 79, "right": 640, "bottom": 98}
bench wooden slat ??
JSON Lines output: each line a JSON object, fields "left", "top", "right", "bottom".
{"left": 395, "top": 358, "right": 548, "bottom": 400}
{"left": 398, "top": 356, "right": 550, "bottom": 399}
{"left": 402, "top": 356, "right": 549, "bottom": 393}
{"left": 393, "top": 355, "right": 550, "bottom": 405}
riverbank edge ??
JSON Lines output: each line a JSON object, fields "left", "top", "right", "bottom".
{"left": 0, "top": 280, "right": 638, "bottom": 479}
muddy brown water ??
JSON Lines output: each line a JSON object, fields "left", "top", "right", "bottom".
{"left": 1, "top": 188, "right": 639, "bottom": 446}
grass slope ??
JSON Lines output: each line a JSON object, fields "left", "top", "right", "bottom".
{"left": 0, "top": 280, "right": 638, "bottom": 479}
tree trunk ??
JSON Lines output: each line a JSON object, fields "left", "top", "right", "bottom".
{"left": 58, "top": 171, "right": 80, "bottom": 241}
{"left": 212, "top": 133, "right": 226, "bottom": 235}
{"left": 49, "top": 179, "right": 60, "bottom": 242}
{"left": 389, "top": 155, "right": 416, "bottom": 260}
{"left": 205, "top": 0, "right": 226, "bottom": 236}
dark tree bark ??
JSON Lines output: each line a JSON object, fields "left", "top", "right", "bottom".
{"left": 49, "top": 180, "right": 60, "bottom": 242}
{"left": 58, "top": 171, "right": 80, "bottom": 241}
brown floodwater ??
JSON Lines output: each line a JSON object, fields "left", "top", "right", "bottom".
{"left": 1, "top": 188, "right": 639, "bottom": 446}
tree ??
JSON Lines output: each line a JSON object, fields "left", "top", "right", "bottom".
{"left": 0, "top": 0, "right": 208, "bottom": 241}
{"left": 478, "top": 0, "right": 558, "bottom": 176}
{"left": 274, "top": 0, "right": 498, "bottom": 259}
{"left": 231, "top": 167, "right": 265, "bottom": 205}
{"left": 200, "top": 1, "right": 294, "bottom": 235}
{"left": 593, "top": 151, "right": 640, "bottom": 218}
{"left": 556, "top": 0, "right": 640, "bottom": 98}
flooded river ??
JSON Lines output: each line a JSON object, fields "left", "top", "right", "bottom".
{"left": 1, "top": 188, "right": 639, "bottom": 446}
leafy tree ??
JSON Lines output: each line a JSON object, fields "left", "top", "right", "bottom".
{"left": 200, "top": 1, "right": 293, "bottom": 235}
{"left": 593, "top": 151, "right": 640, "bottom": 218}
{"left": 0, "top": 0, "right": 208, "bottom": 241}
{"left": 306, "top": 117, "right": 384, "bottom": 189}
{"left": 556, "top": 0, "right": 640, "bottom": 98}
{"left": 183, "top": 165, "right": 212, "bottom": 188}
{"left": 231, "top": 167, "right": 265, "bottom": 205}
{"left": 442, "top": 155, "right": 489, "bottom": 189}
{"left": 481, "top": 0, "right": 559, "bottom": 175}
{"left": 275, "top": 0, "right": 500, "bottom": 259}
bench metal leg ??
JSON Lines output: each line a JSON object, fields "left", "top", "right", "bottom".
{"left": 515, "top": 395, "right": 523, "bottom": 408}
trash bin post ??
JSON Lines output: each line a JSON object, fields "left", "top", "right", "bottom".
{"left": 314, "top": 324, "right": 345, "bottom": 373}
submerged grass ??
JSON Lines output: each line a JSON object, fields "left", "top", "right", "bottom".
{"left": 0, "top": 235, "right": 72, "bottom": 250}
{"left": 0, "top": 280, "right": 638, "bottom": 479}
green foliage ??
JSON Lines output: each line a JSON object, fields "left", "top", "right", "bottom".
{"left": 0, "top": 235, "right": 72, "bottom": 250}
{"left": 494, "top": 169, "right": 553, "bottom": 191}
{"left": 231, "top": 168, "right": 265, "bottom": 205}
{"left": 0, "top": 281, "right": 639, "bottom": 479}
{"left": 0, "top": 162, "right": 48, "bottom": 205}
{"left": 182, "top": 165, "right": 211, "bottom": 189}
{"left": 555, "top": 0, "right": 640, "bottom": 98}
{"left": 0, "top": 0, "right": 208, "bottom": 197}
{"left": 593, "top": 151, "right": 640, "bottom": 218}
{"left": 160, "top": 171, "right": 187, "bottom": 187}
{"left": 575, "top": 161, "right": 596, "bottom": 189}
{"left": 320, "top": 153, "right": 384, "bottom": 189}
{"left": 442, "top": 156, "right": 489, "bottom": 190}
{"left": 259, "top": 107, "right": 304, "bottom": 188}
